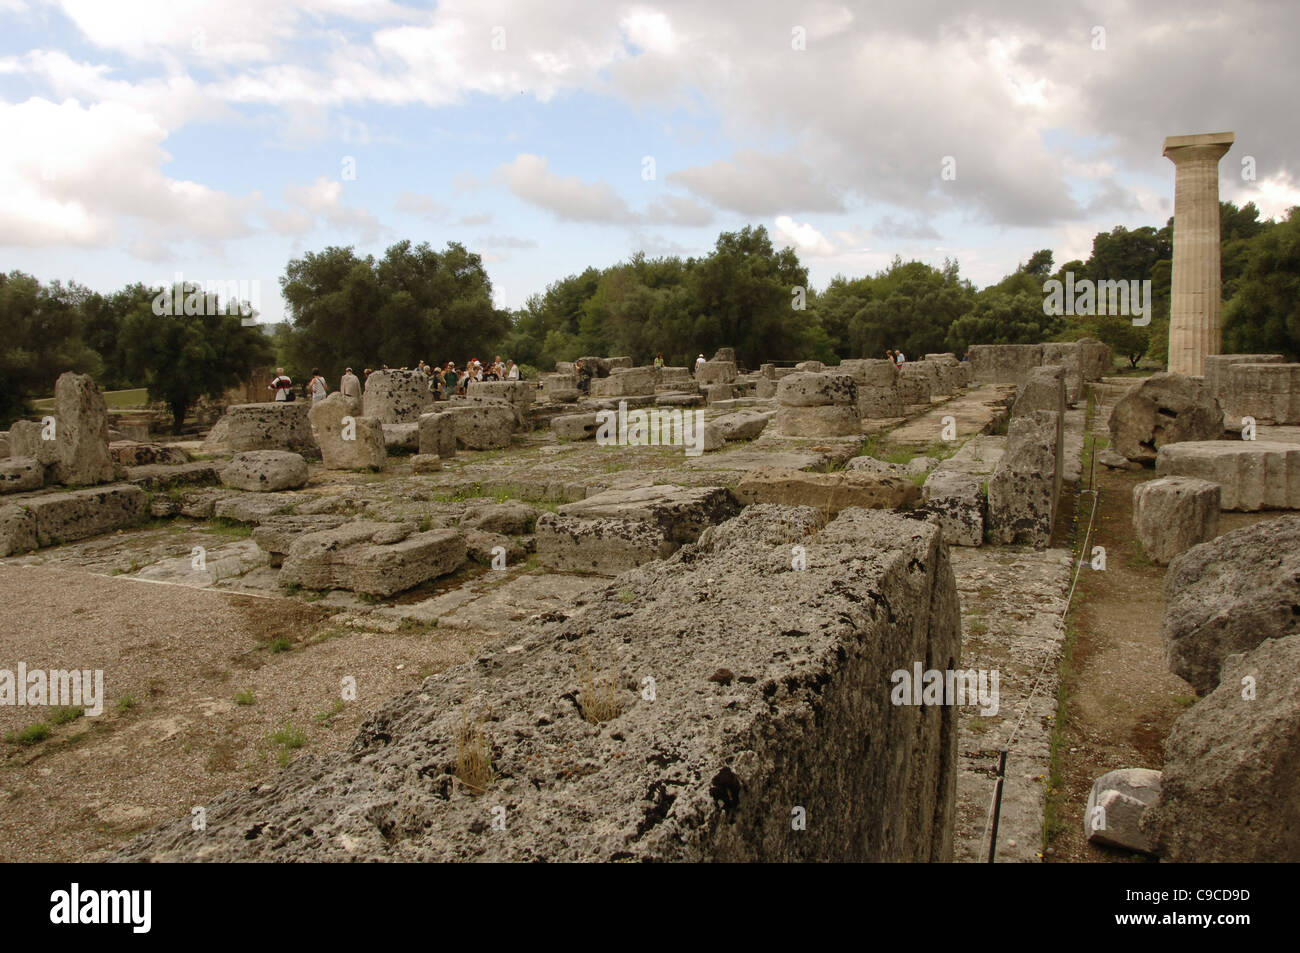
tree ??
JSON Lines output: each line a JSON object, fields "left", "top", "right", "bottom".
{"left": 0, "top": 272, "right": 101, "bottom": 426}
{"left": 1222, "top": 206, "right": 1300, "bottom": 360}
{"left": 121, "top": 284, "right": 273, "bottom": 432}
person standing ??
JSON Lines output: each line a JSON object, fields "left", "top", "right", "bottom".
{"left": 654, "top": 353, "right": 664, "bottom": 369}
{"left": 340, "top": 367, "right": 361, "bottom": 401}
{"left": 308, "top": 368, "right": 328, "bottom": 404}
{"left": 894, "top": 349, "right": 906, "bottom": 366}
{"left": 506, "top": 361, "right": 520, "bottom": 380}
{"left": 695, "top": 353, "right": 706, "bottom": 375}
{"left": 269, "top": 368, "right": 293, "bottom": 401}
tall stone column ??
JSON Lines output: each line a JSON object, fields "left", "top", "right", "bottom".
{"left": 1163, "top": 132, "right": 1234, "bottom": 377}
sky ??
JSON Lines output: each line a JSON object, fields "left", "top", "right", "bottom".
{"left": 2, "top": 0, "right": 1298, "bottom": 325}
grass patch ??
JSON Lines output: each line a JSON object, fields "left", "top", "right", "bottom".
{"left": 204, "top": 518, "right": 253, "bottom": 538}
{"left": 314, "top": 701, "right": 345, "bottom": 726}
{"left": 577, "top": 644, "right": 621, "bottom": 725}
{"left": 267, "top": 636, "right": 293, "bottom": 653}
{"left": 50, "top": 706, "right": 84, "bottom": 726}
{"left": 234, "top": 690, "right": 256, "bottom": 706}
{"left": 5, "top": 722, "right": 51, "bottom": 746}
{"left": 968, "top": 618, "right": 989, "bottom": 637}
{"left": 116, "top": 694, "right": 138, "bottom": 712}
{"left": 270, "top": 724, "right": 307, "bottom": 766}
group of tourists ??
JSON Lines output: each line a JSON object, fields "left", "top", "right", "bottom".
{"left": 267, "top": 356, "right": 521, "bottom": 405}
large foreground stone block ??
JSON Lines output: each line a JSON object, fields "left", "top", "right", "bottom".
{"left": 559, "top": 484, "right": 739, "bottom": 545}
{"left": 696, "top": 360, "right": 738, "bottom": 385}
{"left": 551, "top": 412, "right": 600, "bottom": 441}
{"left": 1141, "top": 634, "right": 1300, "bottom": 862}
{"left": 987, "top": 410, "right": 1062, "bottom": 547}
{"left": 1156, "top": 441, "right": 1300, "bottom": 511}
{"left": 309, "top": 393, "right": 387, "bottom": 470}
{"left": 735, "top": 468, "right": 921, "bottom": 513}
{"left": 534, "top": 513, "right": 677, "bottom": 574}
{"left": 219, "top": 451, "right": 309, "bottom": 492}
{"left": 279, "top": 522, "right": 466, "bottom": 597}
{"left": 50, "top": 372, "right": 115, "bottom": 485}
{"left": 17, "top": 484, "right": 147, "bottom": 548}
{"left": 1132, "top": 476, "right": 1219, "bottom": 565}
{"left": 1162, "top": 515, "right": 1300, "bottom": 695}
{"left": 1039, "top": 343, "right": 1084, "bottom": 405}
{"left": 203, "top": 401, "right": 316, "bottom": 453}
{"left": 363, "top": 368, "right": 433, "bottom": 423}
{"left": 1108, "top": 373, "right": 1222, "bottom": 465}
{"left": 921, "top": 471, "right": 985, "bottom": 547}
{"left": 777, "top": 372, "right": 857, "bottom": 407}
{"left": 111, "top": 506, "right": 959, "bottom": 862}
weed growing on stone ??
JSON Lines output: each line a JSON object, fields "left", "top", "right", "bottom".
{"left": 577, "top": 643, "right": 621, "bottom": 724}
{"left": 5, "top": 722, "right": 51, "bottom": 746}
{"left": 455, "top": 710, "right": 496, "bottom": 794}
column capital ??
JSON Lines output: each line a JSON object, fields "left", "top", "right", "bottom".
{"left": 1163, "top": 131, "right": 1234, "bottom": 162}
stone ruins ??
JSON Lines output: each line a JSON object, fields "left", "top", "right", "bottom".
{"left": 2, "top": 328, "right": 1298, "bottom": 864}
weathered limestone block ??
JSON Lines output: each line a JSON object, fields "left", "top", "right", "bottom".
{"left": 362, "top": 368, "right": 433, "bottom": 424}
{"left": 589, "top": 367, "right": 657, "bottom": 398}
{"left": 559, "top": 485, "right": 739, "bottom": 545}
{"left": 443, "top": 403, "right": 516, "bottom": 451}
{"left": 1012, "top": 365, "right": 1066, "bottom": 420}
{"left": 410, "top": 453, "right": 442, "bottom": 473}
{"left": 110, "top": 506, "right": 960, "bottom": 863}
{"left": 773, "top": 404, "right": 862, "bottom": 437}
{"left": 655, "top": 366, "right": 694, "bottom": 390}
{"left": 1040, "top": 342, "right": 1084, "bottom": 405}
{"left": 902, "top": 360, "right": 946, "bottom": 397}
{"left": 1225, "top": 363, "right": 1300, "bottom": 424}
{"left": 203, "top": 401, "right": 315, "bottom": 453}
{"left": 125, "top": 461, "right": 221, "bottom": 490}
{"left": 0, "top": 503, "right": 37, "bottom": 556}
{"left": 777, "top": 372, "right": 857, "bottom": 407}
{"left": 1132, "top": 476, "right": 1219, "bottom": 565}
{"left": 381, "top": 422, "right": 420, "bottom": 452}
{"left": 839, "top": 358, "right": 899, "bottom": 388}
{"left": 968, "top": 344, "right": 1043, "bottom": 385}
{"left": 1162, "top": 515, "right": 1300, "bottom": 695}
{"left": 896, "top": 373, "right": 930, "bottom": 406}
{"left": 279, "top": 521, "right": 466, "bottom": 597}
{"left": 18, "top": 484, "right": 147, "bottom": 548}
{"left": 552, "top": 412, "right": 600, "bottom": 441}
{"left": 0, "top": 430, "right": 10, "bottom": 457}
{"left": 1141, "top": 634, "right": 1300, "bottom": 862}
{"left": 1108, "top": 373, "right": 1222, "bottom": 465}
{"left": 1203, "top": 353, "right": 1284, "bottom": 400}
{"left": 857, "top": 386, "right": 904, "bottom": 418}
{"left": 575, "top": 356, "right": 612, "bottom": 377}
{"left": 921, "top": 471, "right": 985, "bottom": 547}
{"left": 219, "top": 451, "right": 310, "bottom": 492}
{"left": 213, "top": 492, "right": 299, "bottom": 524}
{"left": 108, "top": 442, "right": 188, "bottom": 468}
{"left": 735, "top": 468, "right": 921, "bottom": 513}
{"left": 987, "top": 410, "right": 1062, "bottom": 547}
{"left": 712, "top": 347, "right": 736, "bottom": 364}
{"left": 696, "top": 360, "right": 738, "bottom": 385}
{"left": 460, "top": 501, "right": 541, "bottom": 535}
{"left": 795, "top": 360, "right": 825, "bottom": 373}
{"left": 309, "top": 393, "right": 387, "bottom": 471}
{"left": 709, "top": 410, "right": 772, "bottom": 442}
{"left": 1076, "top": 338, "right": 1112, "bottom": 381}
{"left": 755, "top": 378, "right": 778, "bottom": 399}
{"left": 924, "top": 353, "right": 958, "bottom": 364}
{"left": 252, "top": 515, "right": 351, "bottom": 566}
{"left": 541, "top": 373, "right": 580, "bottom": 402}
{"left": 45, "top": 373, "right": 115, "bottom": 485}
{"left": 534, "top": 513, "right": 677, "bottom": 574}
{"left": 1156, "top": 441, "right": 1300, "bottom": 511}
{"left": 703, "top": 383, "right": 737, "bottom": 405}
{"left": 1084, "top": 768, "right": 1161, "bottom": 854}
{"left": 8, "top": 419, "right": 60, "bottom": 468}
{"left": 0, "top": 457, "right": 43, "bottom": 494}
{"left": 606, "top": 356, "right": 634, "bottom": 370}
{"left": 417, "top": 412, "right": 456, "bottom": 459}
{"left": 467, "top": 379, "right": 533, "bottom": 415}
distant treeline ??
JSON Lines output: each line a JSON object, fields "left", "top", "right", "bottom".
{"left": 3, "top": 201, "right": 1296, "bottom": 429}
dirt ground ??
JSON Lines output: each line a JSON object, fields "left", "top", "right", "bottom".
{"left": 1046, "top": 423, "right": 1278, "bottom": 863}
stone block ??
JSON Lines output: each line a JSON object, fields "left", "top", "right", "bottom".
{"left": 279, "top": 522, "right": 466, "bottom": 597}
{"left": 1084, "top": 768, "right": 1161, "bottom": 854}
{"left": 552, "top": 413, "right": 600, "bottom": 441}
{"left": 921, "top": 471, "right": 985, "bottom": 547}
{"left": 417, "top": 412, "right": 456, "bottom": 459}
{"left": 777, "top": 372, "right": 857, "bottom": 407}
{"left": 309, "top": 392, "right": 387, "bottom": 470}
{"left": 219, "top": 451, "right": 310, "bottom": 492}
{"left": 1156, "top": 441, "right": 1300, "bottom": 511}
{"left": 1203, "top": 353, "right": 1284, "bottom": 400}
{"left": 695, "top": 360, "right": 738, "bottom": 385}
{"left": 1132, "top": 476, "right": 1219, "bottom": 565}
{"left": 1012, "top": 365, "right": 1066, "bottom": 420}
{"left": 443, "top": 403, "right": 516, "bottom": 451}
{"left": 1108, "top": 373, "right": 1223, "bottom": 464}
{"left": 735, "top": 468, "right": 921, "bottom": 513}
{"left": 773, "top": 404, "right": 862, "bottom": 437}
{"left": 0, "top": 457, "right": 43, "bottom": 494}
{"left": 362, "top": 369, "right": 433, "bottom": 424}
{"left": 18, "top": 484, "right": 147, "bottom": 548}
{"left": 1225, "top": 363, "right": 1300, "bottom": 424}
{"left": 381, "top": 422, "right": 420, "bottom": 452}
{"left": 203, "top": 401, "right": 316, "bottom": 454}
{"left": 987, "top": 410, "right": 1062, "bottom": 547}
{"left": 968, "top": 344, "right": 1043, "bottom": 385}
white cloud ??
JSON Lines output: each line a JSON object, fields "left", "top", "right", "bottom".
{"left": 496, "top": 153, "right": 634, "bottom": 223}
{"left": 772, "top": 215, "right": 836, "bottom": 257}
{"left": 670, "top": 151, "right": 843, "bottom": 216}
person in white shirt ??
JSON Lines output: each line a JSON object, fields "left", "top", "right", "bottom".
{"left": 339, "top": 367, "right": 361, "bottom": 400}
{"left": 308, "top": 368, "right": 328, "bottom": 403}
{"left": 506, "top": 361, "right": 520, "bottom": 380}
{"left": 695, "top": 353, "right": 706, "bottom": 375}
{"left": 894, "top": 350, "right": 906, "bottom": 366}
{"left": 268, "top": 368, "right": 293, "bottom": 401}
